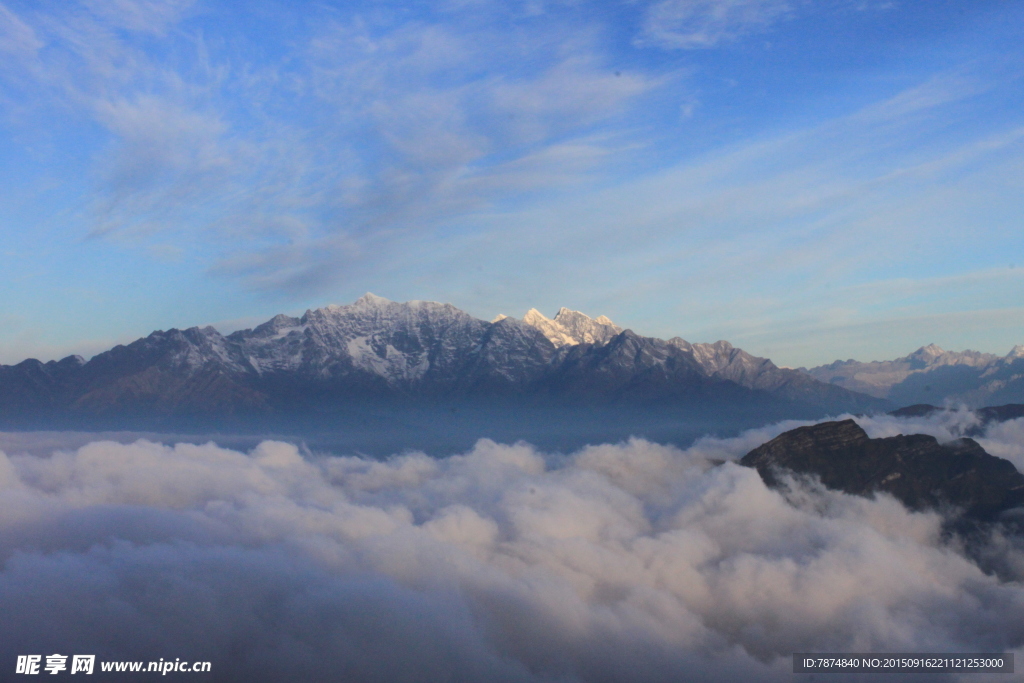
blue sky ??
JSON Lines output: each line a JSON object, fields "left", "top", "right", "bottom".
{"left": 0, "top": 0, "right": 1022, "bottom": 367}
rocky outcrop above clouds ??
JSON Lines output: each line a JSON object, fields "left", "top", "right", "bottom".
{"left": 740, "top": 419, "right": 1024, "bottom": 522}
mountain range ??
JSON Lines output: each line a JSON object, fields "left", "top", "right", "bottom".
{"left": 802, "top": 343, "right": 1024, "bottom": 407}
{"left": 0, "top": 294, "right": 883, "bottom": 451}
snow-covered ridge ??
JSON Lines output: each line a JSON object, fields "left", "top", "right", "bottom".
{"left": 1, "top": 293, "right": 889, "bottom": 419}
{"left": 205, "top": 295, "right": 808, "bottom": 393}
{"left": 230, "top": 293, "right": 491, "bottom": 383}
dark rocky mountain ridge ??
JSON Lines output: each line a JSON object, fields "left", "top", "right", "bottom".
{"left": 740, "top": 419, "right": 1024, "bottom": 522}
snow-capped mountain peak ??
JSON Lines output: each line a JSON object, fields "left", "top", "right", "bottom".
{"left": 354, "top": 292, "right": 391, "bottom": 307}
{"left": 522, "top": 309, "right": 574, "bottom": 347}
{"left": 910, "top": 344, "right": 945, "bottom": 360}
{"left": 904, "top": 345, "right": 999, "bottom": 369}
{"left": 522, "top": 307, "right": 622, "bottom": 347}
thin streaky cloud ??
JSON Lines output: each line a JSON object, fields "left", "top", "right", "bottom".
{"left": 79, "top": 0, "right": 199, "bottom": 35}
{"left": 637, "top": 0, "right": 794, "bottom": 49}
{"left": 0, "top": 2, "right": 41, "bottom": 54}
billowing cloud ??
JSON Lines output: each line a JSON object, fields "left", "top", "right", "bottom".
{"left": 1, "top": 412, "right": 1022, "bottom": 681}
{"left": 978, "top": 418, "right": 1024, "bottom": 473}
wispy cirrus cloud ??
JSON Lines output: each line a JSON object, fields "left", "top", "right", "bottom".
{"left": 203, "top": 14, "right": 662, "bottom": 294}
{"left": 637, "top": 0, "right": 795, "bottom": 49}
{"left": 89, "top": 96, "right": 233, "bottom": 236}
{"left": 0, "top": 2, "right": 41, "bottom": 54}
{"left": 79, "top": 0, "right": 198, "bottom": 34}
{"left": 0, "top": 2, "right": 666, "bottom": 296}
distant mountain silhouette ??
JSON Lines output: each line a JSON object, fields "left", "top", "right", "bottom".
{"left": 803, "top": 344, "right": 1024, "bottom": 407}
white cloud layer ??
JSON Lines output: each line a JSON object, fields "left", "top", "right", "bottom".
{"left": 1, "top": 413, "right": 1022, "bottom": 681}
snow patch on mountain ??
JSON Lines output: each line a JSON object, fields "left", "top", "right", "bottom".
{"left": 346, "top": 336, "right": 431, "bottom": 384}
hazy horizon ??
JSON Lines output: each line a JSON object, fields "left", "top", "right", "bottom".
{"left": 4, "top": 292, "right": 1023, "bottom": 370}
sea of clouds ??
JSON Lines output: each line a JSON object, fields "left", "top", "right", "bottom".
{"left": 1, "top": 412, "right": 1023, "bottom": 682}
